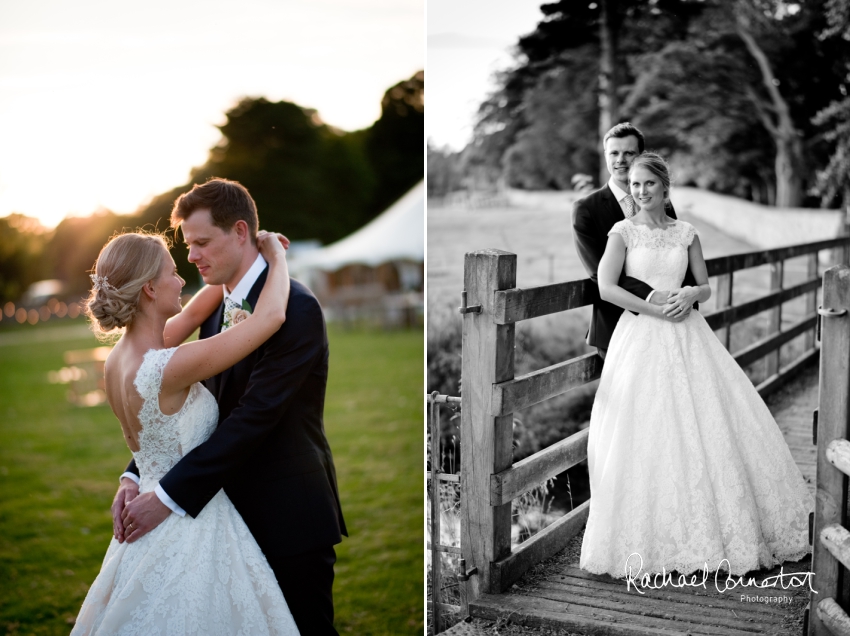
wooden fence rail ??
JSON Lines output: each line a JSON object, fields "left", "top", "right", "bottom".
{"left": 459, "top": 236, "right": 850, "bottom": 613}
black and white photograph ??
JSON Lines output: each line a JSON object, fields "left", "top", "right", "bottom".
{"left": 426, "top": 1, "right": 850, "bottom": 635}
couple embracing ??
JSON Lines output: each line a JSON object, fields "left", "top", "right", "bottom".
{"left": 572, "top": 123, "right": 813, "bottom": 578}
{"left": 73, "top": 178, "right": 346, "bottom": 634}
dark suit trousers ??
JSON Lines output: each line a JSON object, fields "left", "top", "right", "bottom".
{"left": 268, "top": 546, "right": 339, "bottom": 635}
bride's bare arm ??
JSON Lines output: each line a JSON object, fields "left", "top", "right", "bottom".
{"left": 159, "top": 232, "right": 291, "bottom": 394}
{"left": 598, "top": 234, "right": 668, "bottom": 318}
{"left": 663, "top": 236, "right": 711, "bottom": 317}
{"left": 163, "top": 284, "right": 224, "bottom": 347}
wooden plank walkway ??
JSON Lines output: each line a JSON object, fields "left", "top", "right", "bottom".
{"left": 465, "top": 362, "right": 819, "bottom": 636}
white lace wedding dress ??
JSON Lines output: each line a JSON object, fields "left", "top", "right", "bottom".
{"left": 579, "top": 219, "right": 813, "bottom": 577}
{"left": 72, "top": 348, "right": 299, "bottom": 635}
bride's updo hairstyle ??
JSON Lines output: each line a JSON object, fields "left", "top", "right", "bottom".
{"left": 628, "top": 152, "right": 673, "bottom": 203}
{"left": 85, "top": 232, "right": 170, "bottom": 338}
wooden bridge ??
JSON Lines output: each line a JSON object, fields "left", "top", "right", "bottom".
{"left": 428, "top": 236, "right": 850, "bottom": 636}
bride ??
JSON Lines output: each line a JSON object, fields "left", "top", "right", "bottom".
{"left": 579, "top": 152, "right": 813, "bottom": 578}
{"left": 72, "top": 230, "right": 298, "bottom": 634}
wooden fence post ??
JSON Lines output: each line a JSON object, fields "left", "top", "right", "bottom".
{"left": 460, "top": 249, "right": 516, "bottom": 602}
{"left": 716, "top": 270, "right": 733, "bottom": 350}
{"left": 810, "top": 265, "right": 850, "bottom": 636}
{"left": 805, "top": 253, "right": 819, "bottom": 352}
{"left": 766, "top": 261, "right": 783, "bottom": 378}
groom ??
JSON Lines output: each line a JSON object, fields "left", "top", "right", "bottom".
{"left": 572, "top": 122, "right": 698, "bottom": 359}
{"left": 114, "top": 178, "right": 347, "bottom": 635}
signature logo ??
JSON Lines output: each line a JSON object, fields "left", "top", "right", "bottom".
{"left": 623, "top": 553, "right": 815, "bottom": 596}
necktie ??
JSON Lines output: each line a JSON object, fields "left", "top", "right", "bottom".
{"left": 221, "top": 297, "right": 241, "bottom": 332}
{"left": 623, "top": 194, "right": 636, "bottom": 218}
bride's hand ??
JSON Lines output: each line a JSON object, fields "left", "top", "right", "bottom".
{"left": 257, "top": 231, "right": 288, "bottom": 260}
{"left": 663, "top": 287, "right": 698, "bottom": 318}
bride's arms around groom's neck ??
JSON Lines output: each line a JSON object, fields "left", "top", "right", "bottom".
{"left": 158, "top": 235, "right": 290, "bottom": 395}
{"left": 597, "top": 234, "right": 711, "bottom": 320}
{"left": 163, "top": 284, "right": 224, "bottom": 347}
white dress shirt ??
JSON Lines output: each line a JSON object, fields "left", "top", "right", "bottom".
{"left": 224, "top": 253, "right": 267, "bottom": 308}
{"left": 121, "top": 253, "right": 269, "bottom": 516}
{"left": 607, "top": 178, "right": 658, "bottom": 303}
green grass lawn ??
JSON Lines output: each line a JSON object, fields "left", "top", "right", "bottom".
{"left": 0, "top": 319, "right": 424, "bottom": 635}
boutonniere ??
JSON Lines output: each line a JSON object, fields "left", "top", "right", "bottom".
{"left": 221, "top": 299, "right": 253, "bottom": 332}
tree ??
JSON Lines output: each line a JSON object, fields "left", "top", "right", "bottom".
{"left": 46, "top": 210, "right": 131, "bottom": 295}
{"left": 733, "top": 1, "right": 805, "bottom": 207}
{"left": 465, "top": 0, "right": 844, "bottom": 208}
{"left": 427, "top": 143, "right": 464, "bottom": 198}
{"left": 623, "top": 24, "right": 779, "bottom": 201}
{"left": 0, "top": 215, "right": 50, "bottom": 302}
{"left": 812, "top": 0, "right": 850, "bottom": 209}
{"left": 627, "top": 0, "right": 842, "bottom": 207}
{"left": 366, "top": 71, "right": 424, "bottom": 215}
{"left": 598, "top": 0, "right": 621, "bottom": 184}
{"left": 175, "top": 71, "right": 423, "bottom": 246}
{"left": 501, "top": 47, "right": 600, "bottom": 189}
{"left": 471, "top": 0, "right": 707, "bottom": 189}
{"left": 190, "top": 98, "right": 376, "bottom": 245}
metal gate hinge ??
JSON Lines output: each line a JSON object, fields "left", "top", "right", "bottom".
{"left": 817, "top": 306, "right": 848, "bottom": 340}
{"left": 457, "top": 558, "right": 478, "bottom": 581}
{"left": 813, "top": 409, "right": 818, "bottom": 446}
{"left": 809, "top": 511, "right": 814, "bottom": 546}
{"left": 459, "top": 291, "right": 482, "bottom": 315}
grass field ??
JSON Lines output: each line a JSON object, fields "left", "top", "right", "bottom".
{"left": 427, "top": 190, "right": 757, "bottom": 308}
{"left": 427, "top": 190, "right": 829, "bottom": 383}
{"left": 0, "top": 318, "right": 424, "bottom": 635}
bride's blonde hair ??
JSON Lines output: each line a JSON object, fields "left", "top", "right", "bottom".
{"left": 85, "top": 232, "right": 170, "bottom": 338}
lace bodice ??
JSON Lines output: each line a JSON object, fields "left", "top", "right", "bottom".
{"left": 609, "top": 219, "right": 697, "bottom": 291}
{"left": 132, "top": 348, "right": 218, "bottom": 493}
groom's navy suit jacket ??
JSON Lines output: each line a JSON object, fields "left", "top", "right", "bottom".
{"left": 127, "top": 270, "right": 347, "bottom": 560}
{"left": 572, "top": 184, "right": 698, "bottom": 351}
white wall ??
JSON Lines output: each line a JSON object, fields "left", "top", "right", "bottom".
{"left": 671, "top": 187, "right": 845, "bottom": 249}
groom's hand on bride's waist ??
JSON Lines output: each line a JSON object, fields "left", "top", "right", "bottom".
{"left": 648, "top": 291, "right": 671, "bottom": 306}
{"left": 112, "top": 477, "right": 139, "bottom": 543}
{"left": 121, "top": 492, "right": 172, "bottom": 543}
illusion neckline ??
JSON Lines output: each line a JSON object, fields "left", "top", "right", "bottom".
{"left": 625, "top": 218, "right": 679, "bottom": 233}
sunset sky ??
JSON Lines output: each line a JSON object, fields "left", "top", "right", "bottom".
{"left": 0, "top": 0, "right": 423, "bottom": 228}
{"left": 428, "top": 0, "right": 542, "bottom": 151}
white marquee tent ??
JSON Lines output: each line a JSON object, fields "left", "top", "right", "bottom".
{"left": 289, "top": 181, "right": 424, "bottom": 326}
{"left": 290, "top": 181, "right": 424, "bottom": 274}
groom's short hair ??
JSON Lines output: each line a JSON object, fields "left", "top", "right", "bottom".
{"left": 171, "top": 178, "right": 259, "bottom": 244}
{"left": 603, "top": 122, "right": 645, "bottom": 153}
